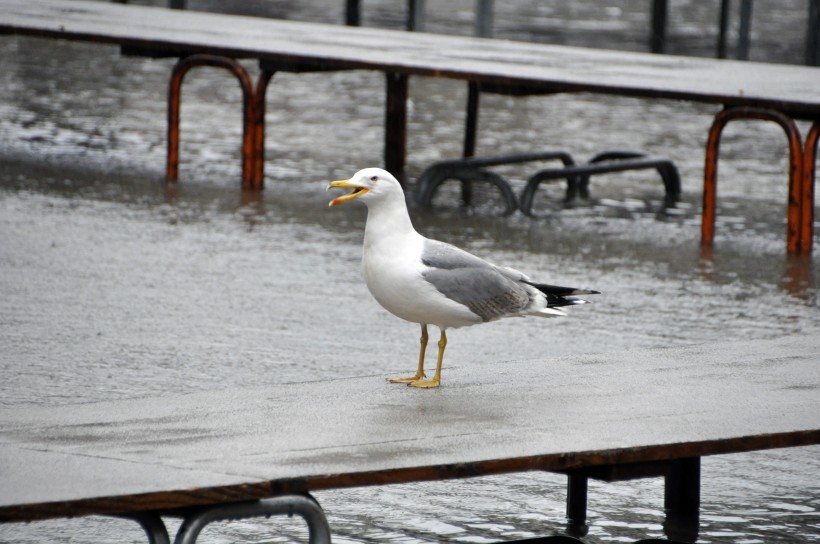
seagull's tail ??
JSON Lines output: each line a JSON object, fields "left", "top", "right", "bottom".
{"left": 526, "top": 282, "right": 601, "bottom": 308}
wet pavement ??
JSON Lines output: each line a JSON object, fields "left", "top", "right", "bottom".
{"left": 1, "top": 0, "right": 819, "bottom": 542}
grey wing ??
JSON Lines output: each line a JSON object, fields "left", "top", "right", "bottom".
{"left": 420, "top": 239, "right": 534, "bottom": 321}
{"left": 420, "top": 239, "right": 492, "bottom": 270}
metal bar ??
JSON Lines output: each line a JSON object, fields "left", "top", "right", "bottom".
{"left": 438, "top": 150, "right": 575, "bottom": 170}
{"left": 801, "top": 121, "right": 819, "bottom": 252}
{"left": 565, "top": 474, "right": 588, "bottom": 537}
{"left": 345, "top": 0, "right": 360, "bottom": 26}
{"left": 418, "top": 150, "right": 575, "bottom": 213}
{"left": 384, "top": 72, "right": 408, "bottom": 184}
{"left": 463, "top": 82, "right": 480, "bottom": 158}
{"left": 650, "top": 0, "right": 668, "bottom": 54}
{"left": 166, "top": 55, "right": 256, "bottom": 188}
{"left": 663, "top": 457, "right": 700, "bottom": 543}
{"left": 717, "top": 0, "right": 731, "bottom": 58}
{"left": 240, "top": 72, "right": 257, "bottom": 192}
{"left": 461, "top": 81, "right": 481, "bottom": 206}
{"left": 250, "top": 70, "right": 276, "bottom": 191}
{"left": 521, "top": 154, "right": 678, "bottom": 214}
{"left": 807, "top": 0, "right": 820, "bottom": 65}
{"left": 174, "top": 495, "right": 331, "bottom": 544}
{"left": 116, "top": 513, "right": 171, "bottom": 544}
{"left": 528, "top": 156, "right": 677, "bottom": 180}
{"left": 702, "top": 106, "right": 804, "bottom": 253}
{"left": 167, "top": 64, "right": 182, "bottom": 182}
{"left": 737, "top": 0, "right": 753, "bottom": 60}
{"left": 461, "top": 81, "right": 482, "bottom": 205}
{"left": 474, "top": 0, "right": 494, "bottom": 38}
{"left": 407, "top": 0, "right": 425, "bottom": 32}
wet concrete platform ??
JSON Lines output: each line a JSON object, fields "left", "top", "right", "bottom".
{"left": 1, "top": 334, "right": 818, "bottom": 523}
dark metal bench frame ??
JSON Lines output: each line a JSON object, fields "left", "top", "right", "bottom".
{"left": 520, "top": 150, "right": 682, "bottom": 215}
{"left": 415, "top": 150, "right": 575, "bottom": 215}
{"left": 415, "top": 149, "right": 681, "bottom": 216}
{"left": 118, "top": 494, "right": 331, "bottom": 544}
{"left": 562, "top": 458, "right": 699, "bottom": 543}
{"left": 111, "top": 464, "right": 696, "bottom": 544}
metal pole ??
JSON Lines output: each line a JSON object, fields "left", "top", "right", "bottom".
{"left": 737, "top": 0, "right": 753, "bottom": 60}
{"left": 717, "top": 0, "right": 731, "bottom": 58}
{"left": 663, "top": 457, "right": 700, "bottom": 542}
{"left": 407, "top": 0, "right": 425, "bottom": 31}
{"left": 345, "top": 0, "right": 361, "bottom": 26}
{"left": 175, "top": 496, "right": 331, "bottom": 544}
{"left": 801, "top": 122, "right": 819, "bottom": 253}
{"left": 385, "top": 73, "right": 408, "bottom": 184}
{"left": 650, "top": 0, "right": 668, "bottom": 54}
{"left": 117, "top": 513, "right": 170, "bottom": 544}
{"left": 806, "top": 0, "right": 820, "bottom": 65}
{"left": 565, "top": 474, "right": 588, "bottom": 537}
{"left": 463, "top": 82, "right": 480, "bottom": 158}
{"left": 474, "top": 0, "right": 493, "bottom": 38}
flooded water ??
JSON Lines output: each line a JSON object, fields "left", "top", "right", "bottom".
{"left": 1, "top": 0, "right": 819, "bottom": 542}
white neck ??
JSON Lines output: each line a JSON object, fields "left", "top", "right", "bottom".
{"left": 363, "top": 191, "right": 420, "bottom": 250}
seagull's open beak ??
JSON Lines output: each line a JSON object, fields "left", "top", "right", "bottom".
{"left": 327, "top": 179, "right": 369, "bottom": 206}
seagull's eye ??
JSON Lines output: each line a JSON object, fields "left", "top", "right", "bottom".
{"left": 370, "top": 175, "right": 378, "bottom": 182}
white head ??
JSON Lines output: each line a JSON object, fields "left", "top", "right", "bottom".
{"left": 327, "top": 168, "right": 403, "bottom": 207}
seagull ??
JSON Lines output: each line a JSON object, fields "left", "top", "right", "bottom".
{"left": 327, "top": 167, "right": 599, "bottom": 388}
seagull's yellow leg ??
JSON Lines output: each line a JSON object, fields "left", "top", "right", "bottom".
{"left": 387, "top": 324, "right": 428, "bottom": 383}
{"left": 409, "top": 330, "right": 446, "bottom": 388}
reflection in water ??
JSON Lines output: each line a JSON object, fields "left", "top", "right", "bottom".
{"left": 782, "top": 253, "right": 815, "bottom": 300}
{"left": 699, "top": 241, "right": 816, "bottom": 301}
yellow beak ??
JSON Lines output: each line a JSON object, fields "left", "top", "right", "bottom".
{"left": 327, "top": 179, "right": 369, "bottom": 207}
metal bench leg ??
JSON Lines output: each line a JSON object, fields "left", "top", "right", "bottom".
{"left": 565, "top": 474, "right": 588, "bottom": 537}
{"left": 650, "top": 0, "right": 668, "bottom": 54}
{"left": 515, "top": 153, "right": 578, "bottom": 215}
{"left": 461, "top": 81, "right": 481, "bottom": 205}
{"left": 702, "top": 106, "right": 804, "bottom": 253}
{"left": 345, "top": 0, "right": 360, "bottom": 26}
{"left": 580, "top": 150, "right": 641, "bottom": 200}
{"left": 521, "top": 152, "right": 678, "bottom": 215}
{"left": 167, "top": 54, "right": 256, "bottom": 189}
{"left": 583, "top": 150, "right": 681, "bottom": 206}
{"left": 801, "top": 121, "right": 819, "bottom": 253}
{"left": 250, "top": 69, "right": 276, "bottom": 191}
{"left": 173, "top": 495, "right": 331, "bottom": 544}
{"left": 663, "top": 457, "right": 700, "bottom": 543}
{"left": 385, "top": 72, "right": 408, "bottom": 184}
{"left": 463, "top": 82, "right": 480, "bottom": 159}
{"left": 116, "top": 512, "right": 171, "bottom": 544}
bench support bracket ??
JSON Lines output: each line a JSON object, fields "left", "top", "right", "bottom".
{"left": 116, "top": 494, "right": 331, "bottom": 544}
{"left": 167, "top": 55, "right": 257, "bottom": 190}
{"left": 560, "top": 457, "right": 700, "bottom": 543}
{"left": 702, "top": 106, "right": 812, "bottom": 253}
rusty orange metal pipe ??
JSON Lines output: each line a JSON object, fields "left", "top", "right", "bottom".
{"left": 801, "top": 121, "right": 819, "bottom": 253}
{"left": 167, "top": 54, "right": 256, "bottom": 189}
{"left": 249, "top": 70, "right": 276, "bottom": 191}
{"left": 702, "top": 107, "right": 804, "bottom": 253}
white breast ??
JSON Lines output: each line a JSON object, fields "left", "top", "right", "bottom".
{"left": 362, "top": 232, "right": 480, "bottom": 329}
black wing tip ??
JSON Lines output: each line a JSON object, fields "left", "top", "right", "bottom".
{"left": 527, "top": 282, "right": 601, "bottom": 297}
{"left": 575, "top": 288, "right": 601, "bottom": 295}
{"left": 547, "top": 294, "right": 593, "bottom": 308}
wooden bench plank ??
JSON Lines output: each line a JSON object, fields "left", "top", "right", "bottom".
{"left": 1, "top": 336, "right": 818, "bottom": 523}
{"left": 3, "top": 0, "right": 820, "bottom": 116}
